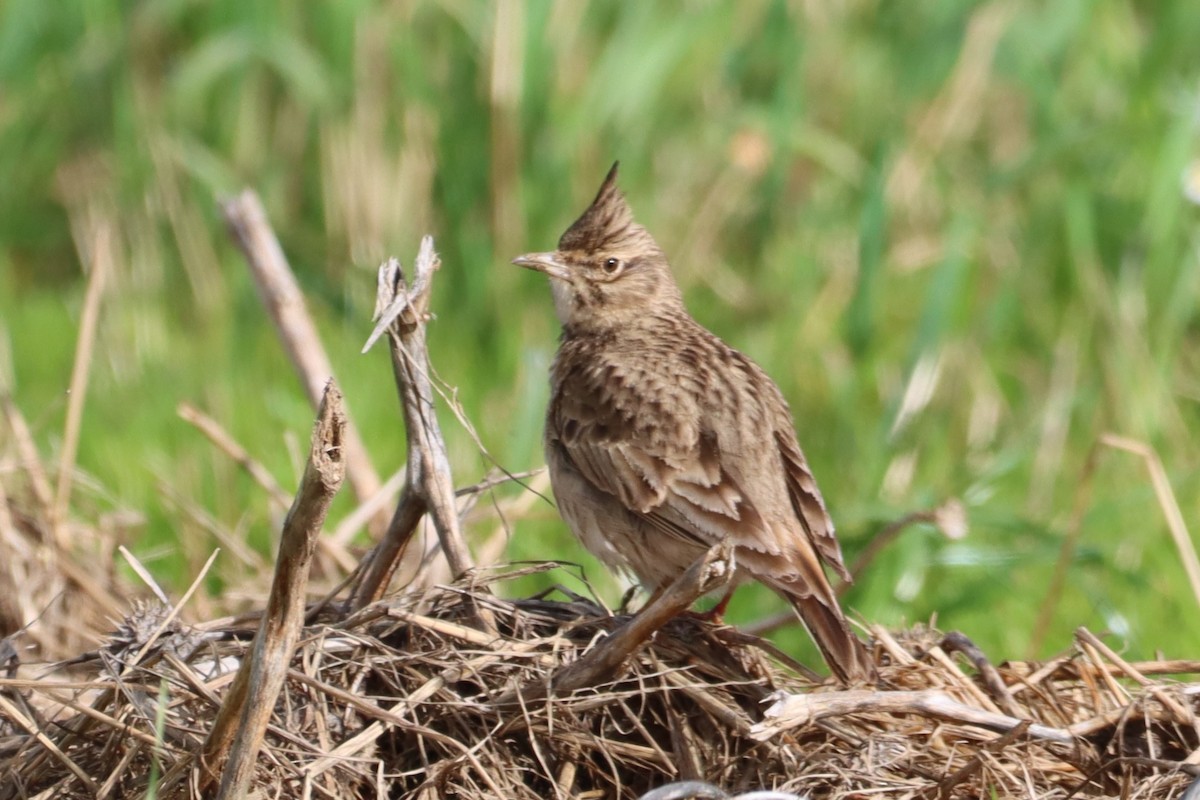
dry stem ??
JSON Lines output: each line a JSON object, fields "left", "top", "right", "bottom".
{"left": 751, "top": 688, "right": 1074, "bottom": 745}
{"left": 221, "top": 190, "right": 386, "bottom": 537}
{"left": 352, "top": 239, "right": 475, "bottom": 607}
{"left": 54, "top": 219, "right": 112, "bottom": 542}
{"left": 497, "top": 539, "right": 735, "bottom": 707}
{"left": 199, "top": 381, "right": 346, "bottom": 797}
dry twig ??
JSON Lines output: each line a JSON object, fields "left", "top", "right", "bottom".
{"left": 198, "top": 381, "right": 346, "bottom": 797}
{"left": 498, "top": 539, "right": 735, "bottom": 707}
{"left": 352, "top": 240, "right": 475, "bottom": 607}
{"left": 54, "top": 219, "right": 112, "bottom": 542}
{"left": 751, "top": 688, "right": 1073, "bottom": 745}
{"left": 221, "top": 190, "right": 386, "bottom": 536}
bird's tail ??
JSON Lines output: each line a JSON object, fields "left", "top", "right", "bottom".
{"left": 784, "top": 591, "right": 877, "bottom": 684}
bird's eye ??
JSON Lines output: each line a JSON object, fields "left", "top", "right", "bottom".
{"left": 602, "top": 257, "right": 621, "bottom": 274}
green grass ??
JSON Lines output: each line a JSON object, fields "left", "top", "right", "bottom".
{"left": 1, "top": 0, "right": 1198, "bottom": 664}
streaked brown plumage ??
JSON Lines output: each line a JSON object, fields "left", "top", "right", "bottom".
{"left": 513, "top": 163, "right": 875, "bottom": 683}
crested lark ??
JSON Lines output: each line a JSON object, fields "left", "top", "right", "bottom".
{"left": 514, "top": 163, "right": 875, "bottom": 683}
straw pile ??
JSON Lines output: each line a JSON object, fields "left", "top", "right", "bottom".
{"left": 3, "top": 216, "right": 1198, "bottom": 799}
{"left": 2, "top": 562, "right": 1198, "bottom": 798}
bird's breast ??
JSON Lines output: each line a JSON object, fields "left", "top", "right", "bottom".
{"left": 550, "top": 336, "right": 708, "bottom": 455}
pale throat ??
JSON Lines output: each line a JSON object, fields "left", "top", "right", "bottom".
{"left": 549, "top": 279, "right": 576, "bottom": 325}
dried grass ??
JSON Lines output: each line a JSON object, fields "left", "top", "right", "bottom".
{"left": 1, "top": 555, "right": 1197, "bottom": 799}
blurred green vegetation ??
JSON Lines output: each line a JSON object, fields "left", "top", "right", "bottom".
{"left": 1, "top": 0, "right": 1198, "bottom": 664}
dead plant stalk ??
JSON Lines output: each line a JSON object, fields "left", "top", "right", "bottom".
{"left": 198, "top": 381, "right": 346, "bottom": 798}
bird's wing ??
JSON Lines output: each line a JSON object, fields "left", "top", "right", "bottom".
{"left": 774, "top": 428, "right": 851, "bottom": 582}
{"left": 550, "top": 361, "right": 786, "bottom": 556}
{"left": 559, "top": 431, "right": 789, "bottom": 556}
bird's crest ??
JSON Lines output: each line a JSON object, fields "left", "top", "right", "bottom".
{"left": 558, "top": 162, "right": 657, "bottom": 254}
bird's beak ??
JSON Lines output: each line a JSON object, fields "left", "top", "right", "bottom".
{"left": 512, "top": 251, "right": 570, "bottom": 280}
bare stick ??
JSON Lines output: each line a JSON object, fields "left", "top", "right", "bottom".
{"left": 352, "top": 489, "right": 427, "bottom": 606}
{"left": 352, "top": 240, "right": 474, "bottom": 606}
{"left": 751, "top": 688, "right": 1073, "bottom": 745}
{"left": 846, "top": 498, "right": 967, "bottom": 589}
{"left": 201, "top": 381, "right": 346, "bottom": 796}
{"left": 54, "top": 219, "right": 111, "bottom": 539}
{"left": 221, "top": 190, "right": 385, "bottom": 536}
{"left": 939, "top": 631, "right": 1020, "bottom": 717}
{"left": 495, "top": 539, "right": 735, "bottom": 707}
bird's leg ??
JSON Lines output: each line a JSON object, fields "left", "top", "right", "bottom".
{"left": 638, "top": 585, "right": 666, "bottom": 613}
{"left": 618, "top": 584, "right": 642, "bottom": 613}
{"left": 691, "top": 586, "right": 736, "bottom": 624}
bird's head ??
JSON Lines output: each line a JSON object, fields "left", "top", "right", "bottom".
{"left": 514, "top": 162, "right": 683, "bottom": 332}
